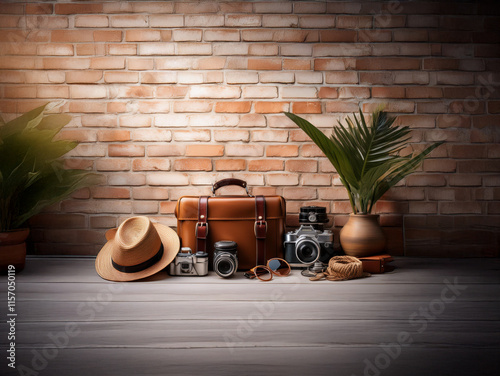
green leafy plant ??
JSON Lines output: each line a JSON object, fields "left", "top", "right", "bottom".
{"left": 0, "top": 103, "right": 97, "bottom": 231}
{"left": 285, "top": 108, "right": 443, "bottom": 214}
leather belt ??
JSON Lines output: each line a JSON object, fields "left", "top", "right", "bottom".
{"left": 196, "top": 196, "right": 209, "bottom": 253}
{"left": 255, "top": 195, "right": 267, "bottom": 265}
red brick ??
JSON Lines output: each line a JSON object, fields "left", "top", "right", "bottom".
{"left": 326, "top": 101, "right": 360, "bottom": 113}
{"left": 64, "top": 159, "right": 93, "bottom": 170}
{"left": 92, "top": 187, "right": 130, "bottom": 199}
{"left": 96, "top": 159, "right": 130, "bottom": 171}
{"left": 214, "top": 130, "right": 251, "bottom": 142}
{"left": 148, "top": 145, "right": 185, "bottom": 157}
{"left": 437, "top": 113, "right": 472, "bottom": 129}
{"left": 133, "top": 187, "right": 169, "bottom": 201}
{"left": 423, "top": 159, "right": 457, "bottom": 173}
{"left": 320, "top": 30, "right": 357, "bottom": 42}
{"left": 356, "top": 58, "right": 421, "bottom": 70}
{"left": 292, "top": 102, "right": 322, "bottom": 114}
{"left": 325, "top": 72, "right": 359, "bottom": 84}
{"left": 94, "top": 30, "right": 122, "bottom": 42}
{"left": 440, "top": 202, "right": 482, "bottom": 214}
{"left": 108, "top": 145, "right": 145, "bottom": 157}
{"left": 215, "top": 101, "right": 252, "bottom": 113}
{"left": 90, "top": 57, "right": 125, "bottom": 70}
{"left": 248, "top": 58, "right": 282, "bottom": 70}
{"left": 255, "top": 102, "right": 290, "bottom": 113}
{"left": 339, "top": 87, "right": 370, "bottom": 99}
{"left": 26, "top": 4, "right": 53, "bottom": 14}
{"left": 226, "top": 144, "right": 264, "bottom": 157}
{"left": 189, "top": 86, "right": 240, "bottom": 99}
{"left": 246, "top": 160, "right": 283, "bottom": 172}
{"left": 215, "top": 159, "right": 247, "bottom": 171}
{"left": 4, "top": 86, "right": 36, "bottom": 98}
{"left": 318, "top": 87, "right": 338, "bottom": 99}
{"left": 448, "top": 174, "right": 482, "bottom": 187}
{"left": 97, "top": 130, "right": 130, "bottom": 142}
{"left": 37, "top": 44, "right": 74, "bottom": 56}
{"left": 358, "top": 30, "right": 392, "bottom": 42}
{"left": 51, "top": 30, "right": 93, "bottom": 43}
{"left": 174, "top": 159, "right": 213, "bottom": 171}
{"left": 104, "top": 72, "right": 139, "bottom": 83}
{"left": 283, "top": 188, "right": 317, "bottom": 200}
{"left": 266, "top": 145, "right": 299, "bottom": 157}
{"left": 301, "top": 144, "right": 324, "bottom": 157}
{"left": 57, "top": 130, "right": 96, "bottom": 143}
{"left": 318, "top": 187, "right": 349, "bottom": 202}
{"left": 406, "top": 87, "right": 443, "bottom": 99}
{"left": 55, "top": 3, "right": 103, "bottom": 14}
{"left": 147, "top": 172, "right": 188, "bottom": 186}
{"left": 285, "top": 160, "right": 317, "bottom": 172}
{"left": 81, "top": 114, "right": 116, "bottom": 127}
{"left": 299, "top": 15, "right": 335, "bottom": 28}
{"left": 156, "top": 87, "right": 188, "bottom": 99}
{"left": 129, "top": 58, "right": 154, "bottom": 70}
{"left": 118, "top": 86, "right": 154, "bottom": 98}
{"left": 185, "top": 145, "right": 224, "bottom": 157}
{"left": 267, "top": 174, "right": 299, "bottom": 186}
{"left": 43, "top": 58, "right": 90, "bottom": 70}
{"left": 283, "top": 59, "right": 312, "bottom": 70}
{"left": 372, "top": 87, "right": 405, "bottom": 99}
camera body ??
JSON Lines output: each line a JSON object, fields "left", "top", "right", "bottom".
{"left": 284, "top": 225, "right": 334, "bottom": 267}
{"left": 213, "top": 240, "right": 238, "bottom": 278}
{"left": 299, "top": 206, "right": 329, "bottom": 231}
{"left": 169, "top": 247, "right": 208, "bottom": 276}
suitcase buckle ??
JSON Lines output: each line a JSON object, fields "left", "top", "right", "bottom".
{"left": 254, "top": 220, "right": 267, "bottom": 238}
{"left": 195, "top": 222, "right": 208, "bottom": 238}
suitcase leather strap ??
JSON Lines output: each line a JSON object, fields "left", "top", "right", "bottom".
{"left": 196, "top": 196, "right": 209, "bottom": 253}
{"left": 255, "top": 195, "right": 267, "bottom": 265}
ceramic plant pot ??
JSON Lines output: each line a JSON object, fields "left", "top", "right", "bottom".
{"left": 0, "top": 228, "right": 29, "bottom": 273}
{"left": 340, "top": 214, "right": 386, "bottom": 257}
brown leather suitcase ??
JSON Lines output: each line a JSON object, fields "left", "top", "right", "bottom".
{"left": 358, "top": 254, "right": 395, "bottom": 274}
{"left": 175, "top": 179, "right": 286, "bottom": 270}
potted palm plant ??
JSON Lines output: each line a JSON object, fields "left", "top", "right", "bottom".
{"left": 286, "top": 108, "right": 443, "bottom": 257}
{"left": 0, "top": 103, "right": 96, "bottom": 272}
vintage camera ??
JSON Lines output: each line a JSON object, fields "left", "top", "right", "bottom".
{"left": 169, "top": 247, "right": 208, "bottom": 276}
{"left": 299, "top": 206, "right": 329, "bottom": 231}
{"left": 213, "top": 240, "right": 238, "bottom": 278}
{"left": 284, "top": 225, "right": 334, "bottom": 267}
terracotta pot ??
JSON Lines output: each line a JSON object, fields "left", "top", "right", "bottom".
{"left": 340, "top": 214, "right": 386, "bottom": 257}
{"left": 0, "top": 228, "right": 29, "bottom": 273}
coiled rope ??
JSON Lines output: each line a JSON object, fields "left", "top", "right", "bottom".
{"left": 310, "top": 255, "right": 370, "bottom": 281}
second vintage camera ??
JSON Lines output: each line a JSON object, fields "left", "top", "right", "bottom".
{"left": 169, "top": 247, "right": 208, "bottom": 276}
{"left": 213, "top": 240, "right": 238, "bottom": 278}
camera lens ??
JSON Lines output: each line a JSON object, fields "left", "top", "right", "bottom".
{"left": 295, "top": 238, "right": 320, "bottom": 264}
{"left": 214, "top": 254, "right": 236, "bottom": 278}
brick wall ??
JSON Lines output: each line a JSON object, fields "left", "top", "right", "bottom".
{"left": 1, "top": 1, "right": 498, "bottom": 257}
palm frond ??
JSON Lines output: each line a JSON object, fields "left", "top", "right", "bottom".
{"left": 285, "top": 109, "right": 444, "bottom": 214}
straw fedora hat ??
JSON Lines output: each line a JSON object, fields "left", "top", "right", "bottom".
{"left": 96, "top": 216, "right": 179, "bottom": 282}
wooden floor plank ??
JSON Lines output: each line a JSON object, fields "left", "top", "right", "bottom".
{"left": 0, "top": 347, "right": 497, "bottom": 376}
{"left": 7, "top": 300, "right": 500, "bottom": 322}
{"left": 3, "top": 320, "right": 499, "bottom": 348}
{"left": 8, "top": 282, "right": 500, "bottom": 302}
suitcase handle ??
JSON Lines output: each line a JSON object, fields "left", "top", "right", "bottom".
{"left": 212, "top": 178, "right": 252, "bottom": 197}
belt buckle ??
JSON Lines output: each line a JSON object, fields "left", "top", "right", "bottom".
{"left": 254, "top": 220, "right": 267, "bottom": 237}
{"left": 195, "top": 222, "right": 208, "bottom": 237}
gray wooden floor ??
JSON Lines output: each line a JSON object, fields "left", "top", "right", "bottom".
{"left": 0, "top": 257, "right": 499, "bottom": 376}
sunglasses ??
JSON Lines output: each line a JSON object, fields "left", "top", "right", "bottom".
{"left": 244, "top": 258, "right": 291, "bottom": 281}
